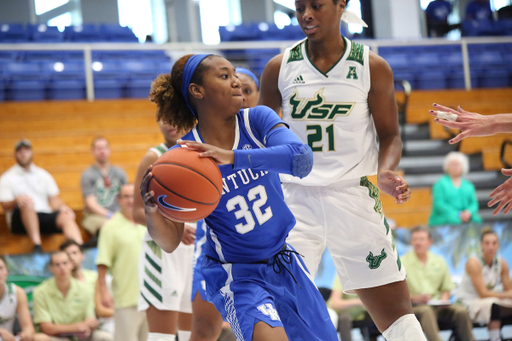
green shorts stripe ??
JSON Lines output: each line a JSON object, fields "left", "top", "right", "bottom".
{"left": 144, "top": 280, "right": 163, "bottom": 302}
{"left": 145, "top": 266, "right": 162, "bottom": 288}
{"left": 140, "top": 292, "right": 152, "bottom": 306}
{"left": 145, "top": 253, "right": 162, "bottom": 273}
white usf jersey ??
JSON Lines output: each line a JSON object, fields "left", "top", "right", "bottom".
{"left": 278, "top": 37, "right": 378, "bottom": 186}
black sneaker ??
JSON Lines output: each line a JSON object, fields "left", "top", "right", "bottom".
{"left": 32, "top": 244, "right": 44, "bottom": 253}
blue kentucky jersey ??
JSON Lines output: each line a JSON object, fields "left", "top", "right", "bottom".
{"left": 179, "top": 106, "right": 296, "bottom": 263}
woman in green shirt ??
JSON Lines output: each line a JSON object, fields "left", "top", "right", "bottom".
{"left": 429, "top": 152, "right": 482, "bottom": 226}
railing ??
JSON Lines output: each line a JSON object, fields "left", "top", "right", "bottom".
{"left": 1, "top": 36, "right": 511, "bottom": 101}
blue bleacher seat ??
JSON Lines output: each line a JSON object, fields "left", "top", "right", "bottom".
{"left": 4, "top": 62, "right": 44, "bottom": 81}
{"left": 0, "top": 24, "right": 29, "bottom": 43}
{"left": 408, "top": 53, "right": 442, "bottom": 70}
{"left": 384, "top": 54, "right": 411, "bottom": 73}
{"left": 394, "top": 71, "right": 416, "bottom": 90}
{"left": 93, "top": 61, "right": 124, "bottom": 80}
{"left": 9, "top": 80, "right": 46, "bottom": 101}
{"left": 23, "top": 51, "right": 65, "bottom": 61}
{"left": 479, "top": 69, "right": 509, "bottom": 88}
{"left": 469, "top": 51, "right": 504, "bottom": 69}
{"left": 28, "top": 25, "right": 64, "bottom": 43}
{"left": 441, "top": 52, "right": 463, "bottom": 72}
{"left": 50, "top": 79, "right": 85, "bottom": 100}
{"left": 0, "top": 81, "right": 5, "bottom": 102}
{"left": 416, "top": 71, "right": 447, "bottom": 90}
{"left": 446, "top": 70, "right": 480, "bottom": 89}
{"left": 45, "top": 61, "right": 85, "bottom": 81}
{"left": 94, "top": 79, "right": 123, "bottom": 99}
{"left": 64, "top": 25, "right": 107, "bottom": 42}
{"left": 0, "top": 51, "right": 18, "bottom": 61}
{"left": 126, "top": 78, "right": 152, "bottom": 98}
{"left": 100, "top": 24, "right": 138, "bottom": 42}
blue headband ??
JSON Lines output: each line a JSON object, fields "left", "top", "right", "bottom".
{"left": 181, "top": 54, "right": 212, "bottom": 118}
{"left": 236, "top": 68, "right": 259, "bottom": 90}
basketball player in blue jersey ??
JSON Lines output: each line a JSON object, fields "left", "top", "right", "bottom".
{"left": 188, "top": 67, "right": 259, "bottom": 341}
{"left": 133, "top": 118, "right": 197, "bottom": 341}
{"left": 258, "top": 1, "right": 426, "bottom": 340}
{"left": 140, "top": 53, "right": 339, "bottom": 341}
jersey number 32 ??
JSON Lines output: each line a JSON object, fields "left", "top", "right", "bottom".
{"left": 226, "top": 185, "right": 273, "bottom": 234}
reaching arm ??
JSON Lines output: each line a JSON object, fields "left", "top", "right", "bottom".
{"left": 257, "top": 54, "right": 284, "bottom": 113}
{"left": 179, "top": 124, "right": 313, "bottom": 179}
{"left": 94, "top": 279, "right": 114, "bottom": 318}
{"left": 15, "top": 286, "right": 35, "bottom": 341}
{"left": 140, "top": 166, "right": 184, "bottom": 253}
{"left": 466, "top": 258, "right": 512, "bottom": 299}
{"left": 133, "top": 151, "right": 159, "bottom": 226}
{"left": 429, "top": 104, "right": 512, "bottom": 144}
{"left": 96, "top": 265, "right": 114, "bottom": 308}
{"left": 368, "top": 52, "right": 410, "bottom": 204}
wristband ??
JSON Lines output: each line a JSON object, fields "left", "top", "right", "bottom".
{"left": 106, "top": 211, "right": 113, "bottom": 219}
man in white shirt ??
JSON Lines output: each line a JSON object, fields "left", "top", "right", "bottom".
{"left": 0, "top": 139, "right": 83, "bottom": 252}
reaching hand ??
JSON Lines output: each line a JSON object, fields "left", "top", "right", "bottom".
{"left": 488, "top": 168, "right": 512, "bottom": 215}
{"left": 429, "top": 103, "right": 498, "bottom": 144}
{"left": 178, "top": 140, "right": 235, "bottom": 165}
{"left": 140, "top": 165, "right": 158, "bottom": 215}
{"left": 181, "top": 224, "right": 196, "bottom": 245}
{"left": 377, "top": 171, "right": 411, "bottom": 204}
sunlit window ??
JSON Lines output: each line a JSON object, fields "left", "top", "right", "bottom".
{"left": 346, "top": 0, "right": 363, "bottom": 34}
{"left": 118, "top": 0, "right": 152, "bottom": 42}
{"left": 34, "top": 0, "right": 69, "bottom": 15}
{"left": 200, "top": 0, "right": 241, "bottom": 45}
{"left": 420, "top": 0, "right": 434, "bottom": 11}
{"left": 491, "top": 0, "right": 511, "bottom": 11}
{"left": 47, "top": 12, "right": 71, "bottom": 32}
{"left": 274, "top": 11, "right": 291, "bottom": 29}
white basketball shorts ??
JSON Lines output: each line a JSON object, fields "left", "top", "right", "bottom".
{"left": 138, "top": 231, "right": 194, "bottom": 313}
{"left": 284, "top": 176, "right": 406, "bottom": 293}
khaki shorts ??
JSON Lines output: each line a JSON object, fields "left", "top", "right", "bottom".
{"left": 283, "top": 177, "right": 406, "bottom": 293}
{"left": 82, "top": 211, "right": 107, "bottom": 235}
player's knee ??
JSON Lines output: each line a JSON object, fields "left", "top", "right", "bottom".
{"left": 292, "top": 144, "right": 313, "bottom": 179}
{"left": 19, "top": 201, "right": 35, "bottom": 211}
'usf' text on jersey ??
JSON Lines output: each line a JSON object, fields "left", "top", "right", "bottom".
{"left": 289, "top": 88, "right": 355, "bottom": 121}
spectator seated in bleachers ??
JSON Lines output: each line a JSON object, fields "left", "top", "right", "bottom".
{"left": 466, "top": 0, "right": 494, "bottom": 22}
{"left": 0, "top": 139, "right": 83, "bottom": 253}
{"left": 329, "top": 276, "right": 379, "bottom": 341}
{"left": 0, "top": 255, "right": 50, "bottom": 341}
{"left": 429, "top": 152, "right": 482, "bottom": 226}
{"left": 80, "top": 137, "right": 127, "bottom": 239}
{"left": 96, "top": 184, "right": 147, "bottom": 341}
{"left": 457, "top": 228, "right": 512, "bottom": 341}
{"left": 33, "top": 251, "right": 112, "bottom": 341}
{"left": 401, "top": 226, "right": 474, "bottom": 341}
{"left": 59, "top": 240, "right": 97, "bottom": 289}
{"left": 425, "top": 0, "right": 460, "bottom": 37}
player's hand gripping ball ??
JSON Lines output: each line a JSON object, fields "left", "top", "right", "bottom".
{"left": 149, "top": 147, "right": 223, "bottom": 222}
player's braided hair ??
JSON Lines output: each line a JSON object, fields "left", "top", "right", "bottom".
{"left": 149, "top": 54, "right": 215, "bottom": 133}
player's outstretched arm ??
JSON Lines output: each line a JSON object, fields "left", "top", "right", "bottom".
{"left": 368, "top": 52, "right": 410, "bottom": 204}
{"left": 140, "top": 165, "right": 184, "bottom": 253}
{"left": 257, "top": 54, "right": 284, "bottom": 113}
{"left": 488, "top": 168, "right": 512, "bottom": 215}
{"left": 430, "top": 104, "right": 512, "bottom": 144}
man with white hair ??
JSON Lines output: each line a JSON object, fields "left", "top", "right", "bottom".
{"left": 429, "top": 151, "right": 482, "bottom": 226}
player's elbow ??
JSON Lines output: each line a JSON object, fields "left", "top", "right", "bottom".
{"left": 291, "top": 144, "right": 313, "bottom": 179}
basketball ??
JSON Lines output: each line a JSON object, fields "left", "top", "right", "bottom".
{"left": 149, "top": 147, "right": 223, "bottom": 222}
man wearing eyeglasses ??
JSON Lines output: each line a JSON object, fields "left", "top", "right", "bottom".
{"left": 80, "top": 137, "right": 127, "bottom": 237}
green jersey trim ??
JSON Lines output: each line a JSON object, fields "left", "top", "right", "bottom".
{"left": 347, "top": 40, "right": 365, "bottom": 65}
{"left": 287, "top": 42, "right": 305, "bottom": 63}
{"left": 304, "top": 35, "right": 348, "bottom": 78}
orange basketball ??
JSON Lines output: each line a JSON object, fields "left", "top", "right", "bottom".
{"left": 149, "top": 147, "right": 223, "bottom": 222}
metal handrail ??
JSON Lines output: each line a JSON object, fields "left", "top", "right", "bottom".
{"left": 1, "top": 36, "right": 511, "bottom": 101}
{"left": 394, "top": 79, "right": 411, "bottom": 155}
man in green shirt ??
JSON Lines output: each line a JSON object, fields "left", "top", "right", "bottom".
{"left": 60, "top": 239, "right": 98, "bottom": 289}
{"left": 96, "top": 184, "right": 147, "bottom": 341}
{"left": 33, "top": 251, "right": 112, "bottom": 341}
{"left": 401, "top": 226, "right": 474, "bottom": 341}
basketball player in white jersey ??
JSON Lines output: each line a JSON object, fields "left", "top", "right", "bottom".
{"left": 258, "top": 1, "right": 426, "bottom": 340}
{"left": 133, "top": 119, "right": 195, "bottom": 341}
{"left": 0, "top": 255, "right": 50, "bottom": 341}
